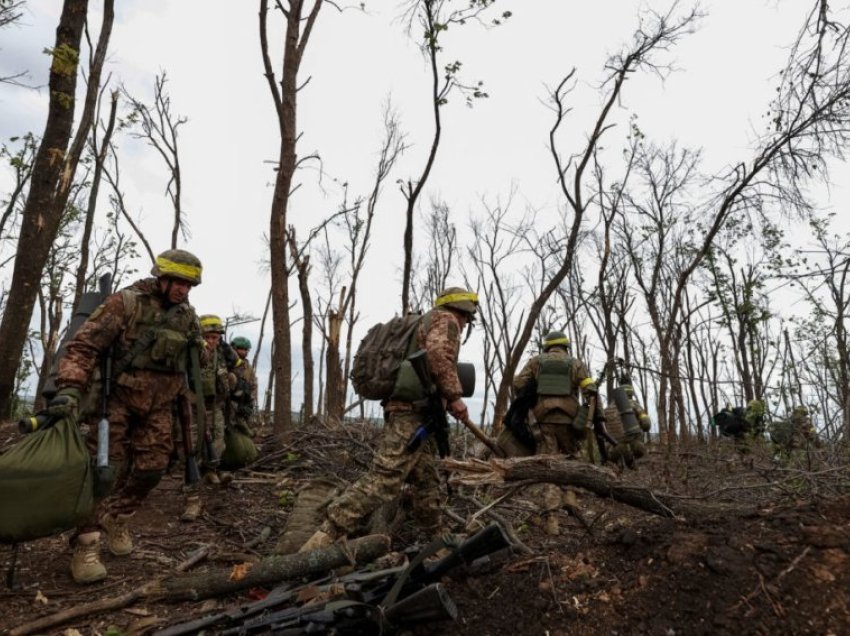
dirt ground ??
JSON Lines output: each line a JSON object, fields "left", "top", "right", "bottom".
{"left": 1, "top": 419, "right": 849, "bottom": 636}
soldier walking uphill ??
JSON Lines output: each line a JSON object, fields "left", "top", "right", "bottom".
{"left": 179, "top": 314, "right": 240, "bottom": 521}
{"left": 47, "top": 250, "right": 204, "bottom": 584}
{"left": 513, "top": 331, "right": 597, "bottom": 536}
{"left": 300, "top": 287, "right": 479, "bottom": 552}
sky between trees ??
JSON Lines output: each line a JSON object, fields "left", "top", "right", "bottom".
{"left": 1, "top": 0, "right": 849, "bottom": 424}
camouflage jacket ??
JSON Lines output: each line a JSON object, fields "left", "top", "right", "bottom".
{"left": 231, "top": 357, "right": 257, "bottom": 404}
{"left": 386, "top": 307, "right": 464, "bottom": 411}
{"left": 513, "top": 348, "right": 595, "bottom": 423}
{"left": 58, "top": 278, "right": 201, "bottom": 393}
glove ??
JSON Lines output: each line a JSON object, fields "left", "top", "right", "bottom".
{"left": 46, "top": 387, "right": 82, "bottom": 420}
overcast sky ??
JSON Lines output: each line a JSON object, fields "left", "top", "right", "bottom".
{"left": 1, "top": 0, "right": 849, "bottom": 417}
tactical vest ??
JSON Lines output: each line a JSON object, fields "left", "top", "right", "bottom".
{"left": 536, "top": 354, "right": 575, "bottom": 396}
{"left": 200, "top": 348, "right": 219, "bottom": 398}
{"left": 118, "top": 289, "right": 194, "bottom": 374}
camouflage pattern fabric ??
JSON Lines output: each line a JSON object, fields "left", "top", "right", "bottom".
{"left": 323, "top": 306, "right": 464, "bottom": 537}
{"left": 514, "top": 348, "right": 595, "bottom": 514}
{"left": 385, "top": 307, "right": 464, "bottom": 411}
{"left": 56, "top": 278, "right": 201, "bottom": 533}
{"left": 231, "top": 357, "right": 258, "bottom": 431}
{"left": 327, "top": 410, "right": 443, "bottom": 535}
{"left": 513, "top": 349, "right": 595, "bottom": 424}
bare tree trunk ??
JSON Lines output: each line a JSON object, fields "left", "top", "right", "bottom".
{"left": 72, "top": 89, "right": 118, "bottom": 313}
{"left": 0, "top": 0, "right": 114, "bottom": 417}
{"left": 259, "top": 0, "right": 323, "bottom": 438}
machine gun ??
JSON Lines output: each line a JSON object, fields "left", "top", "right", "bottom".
{"left": 154, "top": 523, "right": 512, "bottom": 636}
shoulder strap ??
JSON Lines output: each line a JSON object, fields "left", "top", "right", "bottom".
{"left": 113, "top": 301, "right": 185, "bottom": 377}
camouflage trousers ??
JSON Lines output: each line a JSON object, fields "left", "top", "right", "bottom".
{"left": 326, "top": 411, "right": 443, "bottom": 535}
{"left": 78, "top": 373, "right": 182, "bottom": 532}
{"left": 535, "top": 422, "right": 583, "bottom": 513}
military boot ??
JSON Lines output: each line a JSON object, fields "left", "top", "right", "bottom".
{"left": 298, "top": 520, "right": 340, "bottom": 553}
{"left": 203, "top": 471, "right": 221, "bottom": 486}
{"left": 70, "top": 532, "right": 107, "bottom": 584}
{"left": 100, "top": 512, "right": 134, "bottom": 556}
{"left": 180, "top": 495, "right": 202, "bottom": 522}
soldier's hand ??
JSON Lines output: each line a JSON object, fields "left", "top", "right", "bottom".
{"left": 448, "top": 398, "right": 468, "bottom": 422}
{"left": 46, "top": 387, "right": 82, "bottom": 420}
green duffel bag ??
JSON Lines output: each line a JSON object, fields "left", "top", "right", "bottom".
{"left": 219, "top": 423, "right": 259, "bottom": 470}
{"left": 0, "top": 416, "right": 94, "bottom": 543}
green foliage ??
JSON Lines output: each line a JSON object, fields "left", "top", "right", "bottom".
{"left": 45, "top": 43, "right": 79, "bottom": 77}
{"left": 277, "top": 489, "right": 295, "bottom": 507}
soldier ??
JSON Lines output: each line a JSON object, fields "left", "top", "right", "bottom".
{"left": 48, "top": 249, "right": 204, "bottom": 584}
{"left": 789, "top": 405, "right": 817, "bottom": 448}
{"left": 513, "top": 331, "right": 597, "bottom": 535}
{"left": 618, "top": 373, "right": 652, "bottom": 437}
{"left": 180, "top": 314, "right": 238, "bottom": 521}
{"left": 299, "top": 286, "right": 479, "bottom": 552}
{"left": 229, "top": 336, "right": 258, "bottom": 434}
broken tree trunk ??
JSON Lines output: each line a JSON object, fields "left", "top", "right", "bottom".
{"left": 8, "top": 535, "right": 390, "bottom": 636}
{"left": 442, "top": 456, "right": 751, "bottom": 521}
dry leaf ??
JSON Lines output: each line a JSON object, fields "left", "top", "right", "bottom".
{"left": 34, "top": 590, "right": 48, "bottom": 605}
{"left": 127, "top": 616, "right": 161, "bottom": 636}
{"left": 63, "top": 630, "right": 83, "bottom": 636}
{"left": 123, "top": 608, "right": 151, "bottom": 617}
{"left": 229, "top": 562, "right": 253, "bottom": 582}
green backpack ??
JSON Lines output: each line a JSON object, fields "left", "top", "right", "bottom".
{"left": 0, "top": 417, "right": 94, "bottom": 543}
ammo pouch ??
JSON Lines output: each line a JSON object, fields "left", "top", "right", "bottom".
{"left": 149, "top": 328, "right": 188, "bottom": 372}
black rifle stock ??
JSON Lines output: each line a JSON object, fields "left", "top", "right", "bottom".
{"left": 154, "top": 523, "right": 510, "bottom": 636}
{"left": 188, "top": 340, "right": 217, "bottom": 468}
{"left": 176, "top": 392, "right": 201, "bottom": 485}
{"left": 406, "top": 350, "right": 450, "bottom": 458}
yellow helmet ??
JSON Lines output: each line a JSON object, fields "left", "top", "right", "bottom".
{"left": 542, "top": 331, "right": 570, "bottom": 350}
{"left": 151, "top": 249, "right": 203, "bottom": 285}
{"left": 434, "top": 287, "right": 479, "bottom": 316}
{"left": 199, "top": 314, "right": 225, "bottom": 334}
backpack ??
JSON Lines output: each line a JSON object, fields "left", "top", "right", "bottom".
{"left": 219, "top": 422, "right": 259, "bottom": 470}
{"left": 0, "top": 417, "right": 95, "bottom": 543}
{"left": 350, "top": 313, "right": 425, "bottom": 400}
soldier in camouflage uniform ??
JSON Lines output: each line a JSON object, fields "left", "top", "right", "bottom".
{"left": 48, "top": 249, "right": 204, "bottom": 584}
{"left": 229, "top": 336, "right": 258, "bottom": 435}
{"left": 180, "top": 314, "right": 238, "bottom": 521}
{"left": 513, "top": 331, "right": 597, "bottom": 535}
{"left": 299, "top": 287, "right": 478, "bottom": 552}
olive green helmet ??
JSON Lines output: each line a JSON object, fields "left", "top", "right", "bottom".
{"left": 151, "top": 249, "right": 203, "bottom": 285}
{"left": 434, "top": 287, "right": 479, "bottom": 317}
{"left": 199, "top": 314, "right": 225, "bottom": 334}
{"left": 231, "top": 336, "right": 251, "bottom": 350}
{"left": 542, "top": 330, "right": 570, "bottom": 350}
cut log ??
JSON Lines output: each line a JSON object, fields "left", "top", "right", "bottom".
{"left": 8, "top": 534, "right": 390, "bottom": 636}
{"left": 442, "top": 456, "right": 751, "bottom": 520}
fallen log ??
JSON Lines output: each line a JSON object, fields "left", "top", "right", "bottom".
{"left": 7, "top": 534, "right": 390, "bottom": 636}
{"left": 442, "top": 456, "right": 751, "bottom": 521}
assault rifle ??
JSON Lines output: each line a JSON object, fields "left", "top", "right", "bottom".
{"left": 154, "top": 523, "right": 511, "bottom": 636}
{"left": 404, "top": 350, "right": 451, "bottom": 458}
{"left": 188, "top": 338, "right": 217, "bottom": 469}
{"left": 176, "top": 392, "right": 201, "bottom": 485}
